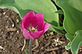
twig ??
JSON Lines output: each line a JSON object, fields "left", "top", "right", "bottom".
{"left": 7, "top": 28, "right": 17, "bottom": 32}
{"left": 45, "top": 42, "right": 50, "bottom": 47}
{"left": 32, "top": 39, "right": 39, "bottom": 50}
{"left": 45, "top": 48, "right": 58, "bottom": 51}
{"left": 21, "top": 39, "right": 26, "bottom": 51}
{"left": 0, "top": 46, "right": 5, "bottom": 50}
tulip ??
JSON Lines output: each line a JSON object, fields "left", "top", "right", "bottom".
{"left": 21, "top": 11, "right": 51, "bottom": 40}
{"left": 21, "top": 11, "right": 51, "bottom": 54}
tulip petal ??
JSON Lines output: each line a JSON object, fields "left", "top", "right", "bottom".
{"left": 22, "top": 28, "right": 34, "bottom": 40}
{"left": 22, "top": 11, "right": 36, "bottom": 29}
{"left": 30, "top": 30, "right": 44, "bottom": 40}
{"left": 44, "top": 23, "right": 51, "bottom": 33}
{"left": 35, "top": 14, "right": 44, "bottom": 31}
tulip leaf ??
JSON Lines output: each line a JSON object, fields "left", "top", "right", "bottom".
{"left": 65, "top": 33, "right": 74, "bottom": 50}
{"left": 65, "top": 33, "right": 74, "bottom": 41}
{"left": 0, "top": 0, "right": 15, "bottom": 4}
{"left": 55, "top": 0, "right": 82, "bottom": 35}
{"left": 68, "top": 0, "right": 82, "bottom": 12}
{"left": 55, "top": 10, "right": 64, "bottom": 14}
{"left": 65, "top": 30, "right": 82, "bottom": 54}
{"left": 0, "top": 0, "right": 15, "bottom": 6}
{"left": 15, "top": 0, "right": 59, "bottom": 26}
{"left": 71, "top": 30, "right": 82, "bottom": 54}
{"left": 65, "top": 42, "right": 71, "bottom": 50}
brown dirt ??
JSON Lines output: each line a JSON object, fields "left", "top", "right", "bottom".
{"left": 0, "top": 8, "right": 25, "bottom": 54}
{"left": 32, "top": 31, "right": 71, "bottom": 54}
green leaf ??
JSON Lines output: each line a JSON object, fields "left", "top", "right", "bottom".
{"left": 15, "top": 0, "right": 59, "bottom": 26}
{"left": 55, "top": 0, "right": 82, "bottom": 35}
{"left": 65, "top": 42, "right": 71, "bottom": 50}
{"left": 53, "top": 26, "right": 65, "bottom": 34}
{"left": 71, "top": 30, "right": 82, "bottom": 54}
{"left": 65, "top": 30, "right": 82, "bottom": 54}
{"left": 55, "top": 10, "right": 64, "bottom": 14}
{"left": 65, "top": 33, "right": 74, "bottom": 50}
{"left": 68, "top": 0, "right": 82, "bottom": 12}
{"left": 65, "top": 33, "right": 74, "bottom": 41}
{"left": 0, "top": 0, "right": 15, "bottom": 5}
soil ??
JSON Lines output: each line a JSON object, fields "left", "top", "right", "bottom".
{"left": 32, "top": 31, "right": 71, "bottom": 54}
{"left": 0, "top": 8, "right": 81, "bottom": 54}
{"left": 0, "top": 8, "right": 24, "bottom": 54}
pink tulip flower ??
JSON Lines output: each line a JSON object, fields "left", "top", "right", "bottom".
{"left": 21, "top": 11, "right": 51, "bottom": 40}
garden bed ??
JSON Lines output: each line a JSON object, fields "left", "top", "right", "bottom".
{"left": 0, "top": 8, "right": 82, "bottom": 54}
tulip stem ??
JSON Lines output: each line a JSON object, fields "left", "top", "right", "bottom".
{"left": 29, "top": 39, "right": 32, "bottom": 54}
